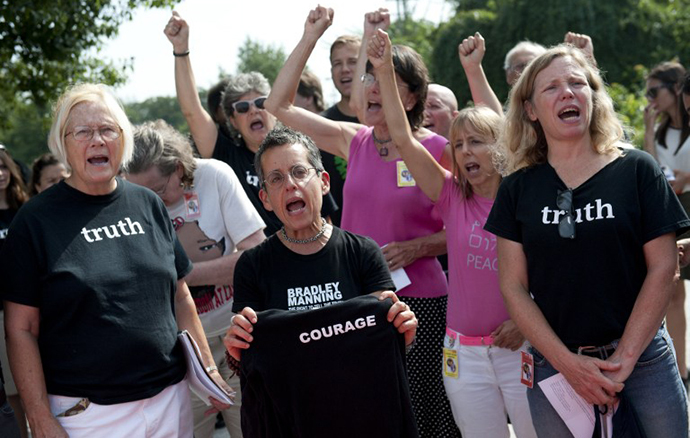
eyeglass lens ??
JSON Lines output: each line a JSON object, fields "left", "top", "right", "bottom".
{"left": 232, "top": 97, "right": 267, "bottom": 114}
{"left": 265, "top": 165, "right": 316, "bottom": 188}
{"left": 72, "top": 126, "right": 121, "bottom": 142}
{"left": 557, "top": 189, "right": 576, "bottom": 239}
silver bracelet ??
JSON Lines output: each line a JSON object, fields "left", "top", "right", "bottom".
{"left": 205, "top": 365, "right": 218, "bottom": 373}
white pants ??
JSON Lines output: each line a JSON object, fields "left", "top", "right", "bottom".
{"left": 442, "top": 334, "right": 536, "bottom": 438}
{"left": 190, "top": 334, "right": 242, "bottom": 438}
{"left": 49, "top": 378, "right": 193, "bottom": 438}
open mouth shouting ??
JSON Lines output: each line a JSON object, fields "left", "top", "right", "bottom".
{"left": 558, "top": 105, "right": 581, "bottom": 122}
{"left": 286, "top": 196, "right": 306, "bottom": 216}
{"left": 87, "top": 154, "right": 110, "bottom": 166}
{"left": 250, "top": 117, "right": 265, "bottom": 132}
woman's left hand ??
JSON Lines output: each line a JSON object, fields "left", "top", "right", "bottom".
{"left": 367, "top": 29, "right": 392, "bottom": 71}
{"left": 382, "top": 240, "right": 422, "bottom": 271}
{"left": 491, "top": 319, "right": 525, "bottom": 351}
{"left": 205, "top": 369, "right": 235, "bottom": 415}
{"left": 601, "top": 351, "right": 635, "bottom": 387}
{"left": 377, "top": 291, "right": 418, "bottom": 346}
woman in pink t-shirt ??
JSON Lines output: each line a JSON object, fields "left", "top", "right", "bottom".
{"left": 368, "top": 29, "right": 536, "bottom": 438}
{"left": 265, "top": 7, "right": 461, "bottom": 437}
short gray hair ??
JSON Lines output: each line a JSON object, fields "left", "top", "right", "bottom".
{"left": 127, "top": 120, "right": 197, "bottom": 189}
{"left": 504, "top": 41, "right": 546, "bottom": 71}
{"left": 221, "top": 72, "right": 271, "bottom": 119}
{"left": 254, "top": 127, "right": 323, "bottom": 187}
{"left": 48, "top": 83, "right": 134, "bottom": 172}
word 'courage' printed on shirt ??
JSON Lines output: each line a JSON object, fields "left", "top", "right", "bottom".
{"left": 299, "top": 314, "right": 377, "bottom": 343}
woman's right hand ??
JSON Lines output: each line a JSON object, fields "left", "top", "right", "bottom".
{"left": 163, "top": 11, "right": 189, "bottom": 54}
{"left": 458, "top": 32, "right": 486, "bottom": 72}
{"left": 367, "top": 29, "right": 392, "bottom": 72}
{"left": 30, "top": 415, "right": 69, "bottom": 438}
{"left": 643, "top": 103, "right": 659, "bottom": 132}
{"left": 223, "top": 307, "right": 258, "bottom": 361}
{"left": 559, "top": 353, "right": 624, "bottom": 406}
{"left": 304, "top": 5, "right": 333, "bottom": 39}
{"left": 363, "top": 8, "right": 390, "bottom": 39}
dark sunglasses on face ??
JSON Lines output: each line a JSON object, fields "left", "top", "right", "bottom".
{"left": 230, "top": 96, "right": 267, "bottom": 115}
{"left": 557, "top": 188, "right": 576, "bottom": 239}
{"left": 646, "top": 83, "right": 673, "bottom": 100}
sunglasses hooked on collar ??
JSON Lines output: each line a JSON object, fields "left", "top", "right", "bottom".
{"left": 230, "top": 96, "right": 268, "bottom": 115}
{"left": 557, "top": 188, "right": 576, "bottom": 239}
{"left": 646, "top": 83, "right": 673, "bottom": 100}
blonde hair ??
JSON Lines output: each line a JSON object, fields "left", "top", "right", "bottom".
{"left": 449, "top": 106, "right": 503, "bottom": 198}
{"left": 500, "top": 44, "right": 623, "bottom": 174}
{"left": 48, "top": 83, "right": 134, "bottom": 172}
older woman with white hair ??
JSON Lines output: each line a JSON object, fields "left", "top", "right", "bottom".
{"left": 0, "top": 83, "right": 227, "bottom": 438}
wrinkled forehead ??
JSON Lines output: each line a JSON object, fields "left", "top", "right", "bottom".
{"left": 534, "top": 56, "right": 587, "bottom": 86}
{"left": 67, "top": 100, "right": 116, "bottom": 128}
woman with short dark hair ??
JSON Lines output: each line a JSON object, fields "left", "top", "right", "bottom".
{"left": 265, "top": 7, "right": 459, "bottom": 437}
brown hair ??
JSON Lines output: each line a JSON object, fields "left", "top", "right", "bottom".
{"left": 647, "top": 61, "right": 690, "bottom": 151}
{"left": 0, "top": 147, "right": 29, "bottom": 209}
{"left": 500, "top": 44, "right": 623, "bottom": 173}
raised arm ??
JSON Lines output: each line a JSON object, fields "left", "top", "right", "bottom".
{"left": 368, "top": 29, "right": 446, "bottom": 202}
{"left": 164, "top": 11, "right": 219, "bottom": 158}
{"left": 496, "top": 237, "right": 623, "bottom": 405}
{"left": 350, "top": 8, "right": 390, "bottom": 123}
{"left": 458, "top": 32, "right": 503, "bottom": 115}
{"left": 265, "top": 6, "right": 359, "bottom": 160}
{"left": 564, "top": 32, "right": 597, "bottom": 67}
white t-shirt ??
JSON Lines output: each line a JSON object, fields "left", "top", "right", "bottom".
{"left": 168, "top": 159, "right": 265, "bottom": 336}
{"left": 655, "top": 127, "right": 690, "bottom": 193}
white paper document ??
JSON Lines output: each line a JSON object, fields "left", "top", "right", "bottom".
{"left": 538, "top": 373, "right": 597, "bottom": 438}
{"left": 178, "top": 330, "right": 235, "bottom": 406}
{"left": 390, "top": 267, "right": 411, "bottom": 291}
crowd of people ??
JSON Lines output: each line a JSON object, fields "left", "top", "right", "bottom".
{"left": 1, "top": 4, "right": 689, "bottom": 438}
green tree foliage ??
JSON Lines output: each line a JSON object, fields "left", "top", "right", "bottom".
{"left": 434, "top": 0, "right": 689, "bottom": 141}
{"left": 430, "top": 9, "right": 498, "bottom": 107}
{"left": 1, "top": 102, "right": 52, "bottom": 166}
{"left": 237, "top": 38, "right": 287, "bottom": 85}
{"left": 0, "top": 0, "right": 180, "bottom": 163}
{"left": 0, "top": 0, "right": 180, "bottom": 128}
{"left": 125, "top": 96, "right": 191, "bottom": 134}
{"left": 388, "top": 17, "right": 438, "bottom": 64}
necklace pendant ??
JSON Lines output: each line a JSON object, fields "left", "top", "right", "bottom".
{"left": 379, "top": 146, "right": 388, "bottom": 157}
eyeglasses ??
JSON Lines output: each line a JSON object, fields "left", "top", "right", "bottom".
{"left": 65, "top": 125, "right": 122, "bottom": 142}
{"left": 360, "top": 73, "right": 410, "bottom": 90}
{"left": 230, "top": 96, "right": 267, "bottom": 115}
{"left": 154, "top": 174, "right": 173, "bottom": 197}
{"left": 556, "top": 189, "right": 576, "bottom": 239}
{"left": 646, "top": 84, "right": 673, "bottom": 100}
{"left": 263, "top": 165, "right": 320, "bottom": 189}
{"left": 507, "top": 62, "right": 528, "bottom": 74}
